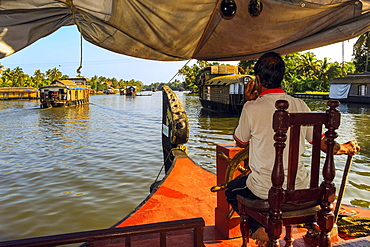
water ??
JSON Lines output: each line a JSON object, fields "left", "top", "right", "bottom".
{"left": 0, "top": 93, "right": 369, "bottom": 241}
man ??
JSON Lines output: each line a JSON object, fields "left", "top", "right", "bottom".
{"left": 225, "top": 52, "right": 360, "bottom": 246}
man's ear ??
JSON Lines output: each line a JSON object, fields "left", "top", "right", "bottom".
{"left": 256, "top": 75, "right": 261, "bottom": 88}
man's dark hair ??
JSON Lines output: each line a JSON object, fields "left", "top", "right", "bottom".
{"left": 254, "top": 52, "right": 285, "bottom": 89}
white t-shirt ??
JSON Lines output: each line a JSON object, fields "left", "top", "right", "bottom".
{"left": 233, "top": 89, "right": 312, "bottom": 199}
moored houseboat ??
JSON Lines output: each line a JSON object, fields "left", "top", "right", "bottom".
{"left": 329, "top": 73, "right": 370, "bottom": 103}
{"left": 120, "top": 85, "right": 137, "bottom": 96}
{"left": 197, "top": 65, "right": 253, "bottom": 115}
{"left": 39, "top": 78, "right": 90, "bottom": 108}
{"left": 0, "top": 87, "right": 39, "bottom": 100}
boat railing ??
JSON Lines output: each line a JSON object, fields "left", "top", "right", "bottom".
{"left": 0, "top": 217, "right": 205, "bottom": 247}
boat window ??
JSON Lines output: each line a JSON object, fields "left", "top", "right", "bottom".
{"left": 358, "top": 84, "right": 367, "bottom": 96}
{"left": 230, "top": 84, "right": 235, "bottom": 94}
{"left": 230, "top": 82, "right": 244, "bottom": 94}
{"left": 206, "top": 86, "right": 211, "bottom": 100}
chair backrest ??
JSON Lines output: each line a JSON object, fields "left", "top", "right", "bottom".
{"left": 270, "top": 99, "right": 340, "bottom": 209}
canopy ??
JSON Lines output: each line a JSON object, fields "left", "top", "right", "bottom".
{"left": 1, "top": 0, "right": 370, "bottom": 61}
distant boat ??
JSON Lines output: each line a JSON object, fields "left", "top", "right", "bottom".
{"left": 136, "top": 93, "right": 152, "bottom": 96}
{"left": 0, "top": 87, "right": 38, "bottom": 100}
{"left": 103, "top": 88, "right": 117, "bottom": 94}
{"left": 39, "top": 78, "right": 89, "bottom": 108}
{"left": 197, "top": 65, "right": 253, "bottom": 115}
{"left": 120, "top": 85, "right": 137, "bottom": 96}
{"left": 329, "top": 73, "right": 370, "bottom": 104}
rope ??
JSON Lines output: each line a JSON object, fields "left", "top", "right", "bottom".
{"left": 338, "top": 216, "right": 370, "bottom": 238}
{"left": 153, "top": 145, "right": 188, "bottom": 183}
{"left": 76, "top": 33, "right": 83, "bottom": 75}
{"left": 65, "top": 0, "right": 92, "bottom": 76}
{"left": 65, "top": 0, "right": 92, "bottom": 32}
{"left": 167, "top": 59, "right": 192, "bottom": 84}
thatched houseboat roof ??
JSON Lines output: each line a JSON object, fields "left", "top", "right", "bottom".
{"left": 204, "top": 74, "right": 250, "bottom": 86}
{"left": 40, "top": 80, "right": 88, "bottom": 90}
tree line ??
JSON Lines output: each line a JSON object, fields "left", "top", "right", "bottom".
{"left": 178, "top": 32, "right": 370, "bottom": 93}
{"left": 0, "top": 65, "right": 146, "bottom": 92}
{"left": 178, "top": 51, "right": 361, "bottom": 93}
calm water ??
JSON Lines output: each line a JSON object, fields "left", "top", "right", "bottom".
{"left": 0, "top": 92, "right": 369, "bottom": 241}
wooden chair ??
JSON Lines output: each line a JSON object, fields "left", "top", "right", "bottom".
{"left": 237, "top": 99, "right": 340, "bottom": 247}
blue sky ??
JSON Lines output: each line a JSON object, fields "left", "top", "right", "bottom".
{"left": 0, "top": 26, "right": 357, "bottom": 85}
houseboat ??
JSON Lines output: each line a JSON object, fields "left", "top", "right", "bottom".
{"left": 0, "top": 87, "right": 38, "bottom": 100}
{"left": 197, "top": 65, "right": 253, "bottom": 115}
{"left": 120, "top": 85, "right": 137, "bottom": 96}
{"left": 103, "top": 88, "right": 117, "bottom": 94}
{"left": 329, "top": 73, "right": 370, "bottom": 104}
{"left": 39, "top": 78, "right": 89, "bottom": 108}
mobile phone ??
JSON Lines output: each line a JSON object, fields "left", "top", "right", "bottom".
{"left": 243, "top": 75, "right": 258, "bottom": 95}
{"left": 244, "top": 76, "right": 258, "bottom": 93}
{"left": 244, "top": 76, "right": 257, "bottom": 87}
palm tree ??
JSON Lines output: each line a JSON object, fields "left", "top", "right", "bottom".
{"left": 45, "top": 67, "right": 63, "bottom": 82}
{"left": 297, "top": 52, "right": 321, "bottom": 78}
{"left": 11, "top": 67, "right": 25, "bottom": 87}
{"left": 33, "top": 69, "right": 45, "bottom": 88}
{"left": 353, "top": 32, "right": 370, "bottom": 72}
{"left": 238, "top": 60, "right": 256, "bottom": 74}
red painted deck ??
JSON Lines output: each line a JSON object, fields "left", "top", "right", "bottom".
{"left": 105, "top": 154, "right": 370, "bottom": 247}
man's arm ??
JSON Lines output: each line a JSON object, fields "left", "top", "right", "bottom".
{"left": 234, "top": 137, "right": 249, "bottom": 148}
{"left": 320, "top": 138, "right": 360, "bottom": 156}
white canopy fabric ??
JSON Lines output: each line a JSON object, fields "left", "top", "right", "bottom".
{"left": 1, "top": 0, "right": 370, "bottom": 61}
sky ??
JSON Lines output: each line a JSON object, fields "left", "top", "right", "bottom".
{"left": 0, "top": 26, "right": 358, "bottom": 85}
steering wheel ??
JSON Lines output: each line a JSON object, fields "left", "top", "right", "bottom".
{"left": 210, "top": 145, "right": 251, "bottom": 219}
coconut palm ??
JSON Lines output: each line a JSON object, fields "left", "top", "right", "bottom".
{"left": 353, "top": 32, "right": 370, "bottom": 72}
{"left": 45, "top": 67, "right": 63, "bottom": 82}
{"left": 33, "top": 69, "right": 45, "bottom": 88}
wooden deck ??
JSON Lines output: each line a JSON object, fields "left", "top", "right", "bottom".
{"left": 108, "top": 153, "right": 370, "bottom": 247}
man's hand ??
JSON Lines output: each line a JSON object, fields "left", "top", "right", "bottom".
{"left": 336, "top": 140, "right": 361, "bottom": 156}
{"left": 321, "top": 138, "right": 360, "bottom": 156}
{"left": 245, "top": 79, "right": 258, "bottom": 101}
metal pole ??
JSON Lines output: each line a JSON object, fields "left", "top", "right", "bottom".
{"left": 334, "top": 155, "right": 353, "bottom": 222}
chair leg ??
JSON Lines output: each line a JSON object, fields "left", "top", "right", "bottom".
{"left": 284, "top": 225, "right": 293, "bottom": 247}
{"left": 317, "top": 209, "right": 334, "bottom": 247}
{"left": 239, "top": 204, "right": 249, "bottom": 247}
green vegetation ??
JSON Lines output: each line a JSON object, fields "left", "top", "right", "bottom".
{"left": 353, "top": 31, "right": 370, "bottom": 73}
{"left": 177, "top": 52, "right": 356, "bottom": 93}
{"left": 1, "top": 37, "right": 369, "bottom": 93}
{"left": 0, "top": 65, "right": 145, "bottom": 92}
{"left": 281, "top": 52, "right": 355, "bottom": 93}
